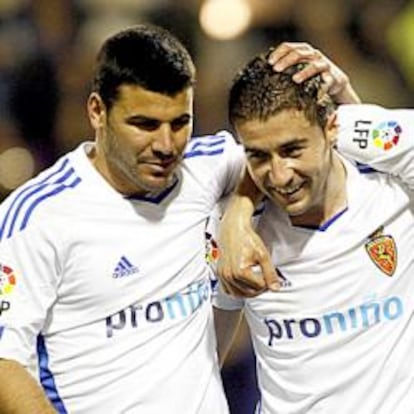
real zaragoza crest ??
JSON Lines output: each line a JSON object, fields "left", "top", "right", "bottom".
{"left": 365, "top": 227, "right": 397, "bottom": 277}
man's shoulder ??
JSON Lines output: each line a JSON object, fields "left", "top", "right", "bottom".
{"left": 0, "top": 151, "right": 83, "bottom": 242}
{"left": 184, "top": 130, "right": 242, "bottom": 161}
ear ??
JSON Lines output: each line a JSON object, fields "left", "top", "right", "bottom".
{"left": 324, "top": 111, "right": 338, "bottom": 147}
{"left": 87, "top": 92, "right": 107, "bottom": 130}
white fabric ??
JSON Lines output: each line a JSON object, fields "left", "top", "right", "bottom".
{"left": 214, "top": 105, "right": 414, "bottom": 413}
{"left": 0, "top": 131, "right": 244, "bottom": 414}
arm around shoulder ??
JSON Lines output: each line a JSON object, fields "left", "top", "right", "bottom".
{"left": 0, "top": 358, "right": 56, "bottom": 413}
{"left": 218, "top": 169, "right": 279, "bottom": 296}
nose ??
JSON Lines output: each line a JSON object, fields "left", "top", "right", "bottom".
{"left": 152, "top": 124, "right": 175, "bottom": 158}
{"left": 268, "top": 155, "right": 294, "bottom": 187}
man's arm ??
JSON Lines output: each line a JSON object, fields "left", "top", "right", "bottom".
{"left": 0, "top": 359, "right": 56, "bottom": 413}
{"left": 337, "top": 104, "right": 414, "bottom": 187}
{"left": 218, "top": 169, "right": 279, "bottom": 297}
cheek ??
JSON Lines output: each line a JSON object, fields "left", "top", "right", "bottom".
{"left": 122, "top": 130, "right": 152, "bottom": 153}
{"left": 176, "top": 129, "right": 191, "bottom": 150}
{"left": 247, "top": 163, "right": 266, "bottom": 187}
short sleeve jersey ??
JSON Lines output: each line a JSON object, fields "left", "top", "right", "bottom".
{"left": 0, "top": 131, "right": 244, "bottom": 414}
{"left": 214, "top": 106, "right": 414, "bottom": 414}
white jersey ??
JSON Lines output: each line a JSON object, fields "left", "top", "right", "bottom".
{"left": 214, "top": 105, "right": 414, "bottom": 413}
{"left": 0, "top": 131, "right": 244, "bottom": 414}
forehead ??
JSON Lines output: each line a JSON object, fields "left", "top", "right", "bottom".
{"left": 236, "top": 109, "right": 318, "bottom": 148}
{"left": 112, "top": 84, "right": 193, "bottom": 120}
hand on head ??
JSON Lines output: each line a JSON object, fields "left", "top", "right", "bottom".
{"left": 268, "top": 42, "right": 360, "bottom": 104}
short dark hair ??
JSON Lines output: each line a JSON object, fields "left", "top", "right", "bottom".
{"left": 91, "top": 24, "right": 196, "bottom": 110}
{"left": 229, "top": 50, "right": 335, "bottom": 129}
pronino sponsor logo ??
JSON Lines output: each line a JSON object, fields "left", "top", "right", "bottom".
{"left": 105, "top": 279, "right": 210, "bottom": 338}
{"left": 112, "top": 256, "right": 139, "bottom": 279}
{"left": 265, "top": 294, "right": 403, "bottom": 345}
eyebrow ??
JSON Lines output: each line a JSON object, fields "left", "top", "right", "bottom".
{"left": 280, "top": 138, "right": 307, "bottom": 148}
{"left": 244, "top": 137, "right": 307, "bottom": 151}
{"left": 244, "top": 146, "right": 267, "bottom": 154}
{"left": 125, "top": 113, "right": 192, "bottom": 124}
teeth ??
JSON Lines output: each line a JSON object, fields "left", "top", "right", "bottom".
{"left": 275, "top": 183, "right": 302, "bottom": 195}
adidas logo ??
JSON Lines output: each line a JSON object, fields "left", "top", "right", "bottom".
{"left": 277, "top": 270, "right": 292, "bottom": 288}
{"left": 112, "top": 256, "right": 140, "bottom": 279}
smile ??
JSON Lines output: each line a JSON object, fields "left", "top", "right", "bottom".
{"left": 273, "top": 182, "right": 303, "bottom": 196}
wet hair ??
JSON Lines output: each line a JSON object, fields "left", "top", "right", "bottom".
{"left": 91, "top": 24, "right": 196, "bottom": 110}
{"left": 228, "top": 49, "right": 335, "bottom": 129}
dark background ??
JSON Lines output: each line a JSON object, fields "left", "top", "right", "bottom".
{"left": 1, "top": 1, "right": 413, "bottom": 411}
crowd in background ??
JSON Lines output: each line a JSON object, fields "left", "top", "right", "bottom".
{"left": 0, "top": 1, "right": 413, "bottom": 412}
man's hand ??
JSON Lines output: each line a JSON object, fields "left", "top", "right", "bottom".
{"left": 218, "top": 220, "right": 279, "bottom": 297}
{"left": 217, "top": 171, "right": 279, "bottom": 298}
{"left": 268, "top": 42, "right": 361, "bottom": 104}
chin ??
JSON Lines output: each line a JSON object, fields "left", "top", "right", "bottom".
{"left": 284, "top": 201, "right": 309, "bottom": 217}
{"left": 144, "top": 176, "right": 173, "bottom": 192}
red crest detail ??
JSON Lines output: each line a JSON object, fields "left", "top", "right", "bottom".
{"left": 365, "top": 235, "right": 397, "bottom": 276}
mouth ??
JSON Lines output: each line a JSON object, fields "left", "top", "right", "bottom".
{"left": 141, "top": 159, "right": 178, "bottom": 174}
{"left": 274, "top": 182, "right": 303, "bottom": 196}
{"left": 267, "top": 182, "right": 305, "bottom": 202}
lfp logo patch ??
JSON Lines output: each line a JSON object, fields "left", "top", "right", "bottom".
{"left": 0, "top": 263, "right": 17, "bottom": 295}
{"left": 372, "top": 121, "right": 402, "bottom": 151}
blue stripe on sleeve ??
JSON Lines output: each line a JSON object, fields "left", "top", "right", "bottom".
{"left": 184, "top": 135, "right": 226, "bottom": 159}
{"left": 183, "top": 148, "right": 224, "bottom": 159}
{"left": 0, "top": 158, "right": 70, "bottom": 240}
{"left": 0, "top": 159, "right": 82, "bottom": 240}
{"left": 19, "top": 177, "right": 82, "bottom": 232}
{"left": 188, "top": 138, "right": 225, "bottom": 151}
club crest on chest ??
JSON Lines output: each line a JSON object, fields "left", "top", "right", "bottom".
{"left": 365, "top": 226, "right": 397, "bottom": 277}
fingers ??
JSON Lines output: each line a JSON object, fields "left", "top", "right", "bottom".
{"left": 259, "top": 260, "right": 280, "bottom": 292}
{"left": 268, "top": 42, "right": 343, "bottom": 87}
{"left": 267, "top": 41, "right": 356, "bottom": 104}
{"left": 291, "top": 59, "right": 330, "bottom": 83}
{"left": 223, "top": 279, "right": 267, "bottom": 298}
{"left": 268, "top": 42, "right": 320, "bottom": 73}
{"left": 219, "top": 264, "right": 267, "bottom": 298}
{"left": 218, "top": 260, "right": 280, "bottom": 298}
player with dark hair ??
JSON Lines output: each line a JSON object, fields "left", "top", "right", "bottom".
{"left": 0, "top": 24, "right": 240, "bottom": 414}
{"left": 92, "top": 24, "right": 196, "bottom": 109}
{"left": 215, "top": 46, "right": 414, "bottom": 413}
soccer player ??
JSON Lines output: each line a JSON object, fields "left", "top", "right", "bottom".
{"left": 0, "top": 24, "right": 245, "bottom": 414}
{"left": 214, "top": 49, "right": 414, "bottom": 413}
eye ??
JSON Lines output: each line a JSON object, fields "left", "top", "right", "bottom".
{"left": 280, "top": 145, "right": 304, "bottom": 158}
{"left": 171, "top": 115, "right": 191, "bottom": 132}
{"left": 246, "top": 149, "right": 270, "bottom": 161}
{"left": 130, "top": 119, "right": 160, "bottom": 132}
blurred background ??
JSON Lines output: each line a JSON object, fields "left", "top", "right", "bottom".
{"left": 0, "top": 0, "right": 413, "bottom": 411}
